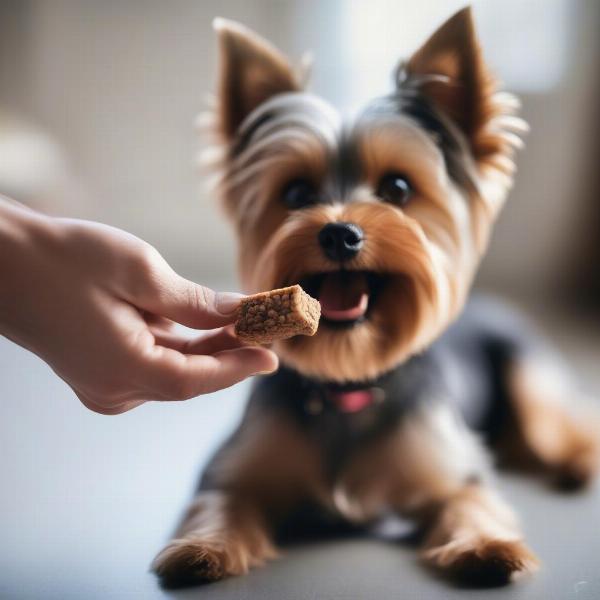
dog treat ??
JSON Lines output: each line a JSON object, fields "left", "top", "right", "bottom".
{"left": 235, "top": 285, "right": 320, "bottom": 343}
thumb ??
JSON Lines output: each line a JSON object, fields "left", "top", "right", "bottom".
{"left": 135, "top": 272, "right": 245, "bottom": 330}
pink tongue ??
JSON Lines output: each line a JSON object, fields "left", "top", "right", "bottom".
{"left": 330, "top": 390, "right": 374, "bottom": 413}
{"left": 318, "top": 272, "right": 369, "bottom": 321}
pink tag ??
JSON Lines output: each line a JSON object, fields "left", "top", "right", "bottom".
{"left": 330, "top": 389, "right": 374, "bottom": 413}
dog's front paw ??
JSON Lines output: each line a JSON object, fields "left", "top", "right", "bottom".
{"left": 152, "top": 536, "right": 276, "bottom": 588}
{"left": 151, "top": 539, "right": 229, "bottom": 588}
{"left": 422, "top": 538, "right": 539, "bottom": 586}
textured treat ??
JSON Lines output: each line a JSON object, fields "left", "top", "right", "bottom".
{"left": 235, "top": 285, "right": 321, "bottom": 343}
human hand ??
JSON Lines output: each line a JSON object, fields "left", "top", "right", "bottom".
{"left": 0, "top": 200, "right": 278, "bottom": 414}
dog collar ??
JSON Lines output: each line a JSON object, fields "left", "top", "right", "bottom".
{"left": 304, "top": 385, "right": 385, "bottom": 415}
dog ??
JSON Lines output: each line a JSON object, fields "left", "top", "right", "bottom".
{"left": 152, "top": 7, "right": 600, "bottom": 587}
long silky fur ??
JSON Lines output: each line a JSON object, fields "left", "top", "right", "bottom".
{"left": 207, "top": 101, "right": 508, "bottom": 381}
{"left": 151, "top": 10, "right": 558, "bottom": 590}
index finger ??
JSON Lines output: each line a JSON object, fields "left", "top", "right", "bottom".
{"left": 138, "top": 344, "right": 278, "bottom": 400}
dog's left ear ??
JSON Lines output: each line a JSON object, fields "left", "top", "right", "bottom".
{"left": 213, "top": 18, "right": 300, "bottom": 140}
{"left": 401, "top": 7, "right": 518, "bottom": 166}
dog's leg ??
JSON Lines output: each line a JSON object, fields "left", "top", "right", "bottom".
{"left": 502, "top": 358, "right": 600, "bottom": 489}
{"left": 361, "top": 402, "right": 539, "bottom": 584}
{"left": 152, "top": 491, "right": 276, "bottom": 587}
{"left": 400, "top": 405, "right": 538, "bottom": 584}
{"left": 152, "top": 412, "right": 323, "bottom": 587}
{"left": 418, "top": 482, "right": 538, "bottom": 585}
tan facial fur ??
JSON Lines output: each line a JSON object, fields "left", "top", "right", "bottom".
{"left": 206, "top": 9, "right": 525, "bottom": 383}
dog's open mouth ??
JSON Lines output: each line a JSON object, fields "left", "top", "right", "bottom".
{"left": 299, "top": 271, "right": 387, "bottom": 327}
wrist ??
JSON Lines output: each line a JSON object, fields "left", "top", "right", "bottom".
{"left": 0, "top": 199, "right": 59, "bottom": 336}
{"left": 0, "top": 196, "right": 57, "bottom": 242}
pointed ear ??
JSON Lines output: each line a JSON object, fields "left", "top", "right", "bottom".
{"left": 401, "top": 7, "right": 522, "bottom": 165}
{"left": 213, "top": 18, "right": 300, "bottom": 139}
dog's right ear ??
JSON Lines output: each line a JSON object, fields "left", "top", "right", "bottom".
{"left": 399, "top": 7, "right": 525, "bottom": 172}
{"left": 213, "top": 18, "right": 300, "bottom": 140}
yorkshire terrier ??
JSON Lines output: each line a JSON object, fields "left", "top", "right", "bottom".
{"left": 152, "top": 7, "right": 600, "bottom": 587}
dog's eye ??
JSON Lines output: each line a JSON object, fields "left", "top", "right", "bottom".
{"left": 282, "top": 179, "right": 318, "bottom": 210}
{"left": 376, "top": 173, "right": 412, "bottom": 206}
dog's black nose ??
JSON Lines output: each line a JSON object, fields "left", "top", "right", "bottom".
{"left": 318, "top": 222, "right": 364, "bottom": 261}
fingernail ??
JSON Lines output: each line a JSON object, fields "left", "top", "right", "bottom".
{"left": 215, "top": 291, "right": 245, "bottom": 315}
{"left": 254, "top": 369, "right": 277, "bottom": 376}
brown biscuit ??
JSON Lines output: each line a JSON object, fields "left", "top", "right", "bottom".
{"left": 235, "top": 285, "right": 321, "bottom": 344}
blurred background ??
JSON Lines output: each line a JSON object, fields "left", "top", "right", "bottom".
{"left": 1, "top": 1, "right": 599, "bottom": 599}
{"left": 1, "top": 0, "right": 599, "bottom": 300}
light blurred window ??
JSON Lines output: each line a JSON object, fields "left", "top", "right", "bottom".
{"left": 333, "top": 0, "right": 571, "bottom": 110}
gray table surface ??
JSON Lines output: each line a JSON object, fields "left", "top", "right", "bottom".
{"left": 1, "top": 305, "right": 599, "bottom": 600}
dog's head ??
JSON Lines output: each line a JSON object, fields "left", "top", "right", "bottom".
{"left": 205, "top": 8, "right": 526, "bottom": 382}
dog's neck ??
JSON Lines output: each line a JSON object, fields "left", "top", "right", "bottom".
{"left": 251, "top": 357, "right": 439, "bottom": 478}
{"left": 266, "top": 360, "right": 428, "bottom": 417}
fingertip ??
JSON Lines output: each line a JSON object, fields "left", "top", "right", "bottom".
{"left": 254, "top": 348, "right": 279, "bottom": 375}
{"left": 216, "top": 345, "right": 278, "bottom": 377}
{"left": 214, "top": 291, "right": 246, "bottom": 316}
